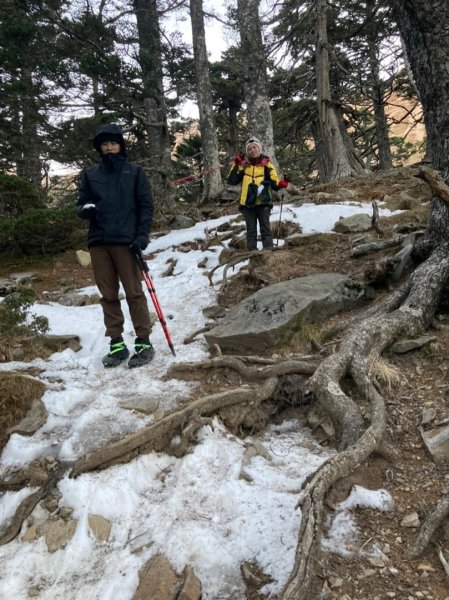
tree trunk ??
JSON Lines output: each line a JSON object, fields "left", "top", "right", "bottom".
{"left": 227, "top": 104, "right": 240, "bottom": 163}
{"left": 391, "top": 0, "right": 449, "bottom": 243}
{"left": 366, "top": 0, "right": 393, "bottom": 170}
{"left": 189, "top": 0, "right": 223, "bottom": 202}
{"left": 133, "top": 0, "right": 175, "bottom": 212}
{"left": 236, "top": 0, "right": 279, "bottom": 172}
{"left": 315, "top": 0, "right": 366, "bottom": 182}
{"left": 16, "top": 68, "right": 42, "bottom": 188}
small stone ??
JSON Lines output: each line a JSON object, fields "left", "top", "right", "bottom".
{"left": 21, "top": 524, "right": 39, "bottom": 542}
{"left": 421, "top": 408, "right": 437, "bottom": 425}
{"left": 59, "top": 507, "right": 74, "bottom": 519}
{"left": 40, "top": 518, "right": 77, "bottom": 552}
{"left": 329, "top": 577, "right": 344, "bottom": 589}
{"left": 368, "top": 555, "right": 388, "bottom": 568}
{"left": 42, "top": 497, "right": 60, "bottom": 514}
{"left": 417, "top": 564, "right": 435, "bottom": 572}
{"left": 76, "top": 249, "right": 91, "bottom": 267}
{"left": 357, "top": 568, "right": 376, "bottom": 579}
{"left": 401, "top": 512, "right": 420, "bottom": 528}
{"left": 88, "top": 515, "right": 111, "bottom": 542}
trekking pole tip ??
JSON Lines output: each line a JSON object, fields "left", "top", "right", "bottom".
{"left": 170, "top": 344, "right": 176, "bottom": 357}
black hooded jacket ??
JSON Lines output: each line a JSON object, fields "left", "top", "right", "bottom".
{"left": 77, "top": 124, "right": 153, "bottom": 248}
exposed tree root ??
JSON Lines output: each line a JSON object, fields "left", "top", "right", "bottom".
{"left": 0, "top": 460, "right": 49, "bottom": 491}
{"left": 167, "top": 355, "right": 318, "bottom": 382}
{"left": 437, "top": 546, "right": 449, "bottom": 583}
{"left": 206, "top": 251, "right": 258, "bottom": 285}
{"left": 281, "top": 247, "right": 449, "bottom": 598}
{"left": 182, "top": 324, "right": 214, "bottom": 345}
{"left": 0, "top": 459, "right": 66, "bottom": 546}
{"left": 281, "top": 379, "right": 386, "bottom": 599}
{"left": 0, "top": 488, "right": 47, "bottom": 545}
{"left": 371, "top": 201, "right": 384, "bottom": 235}
{"left": 416, "top": 166, "right": 449, "bottom": 204}
{"left": 323, "top": 278, "right": 412, "bottom": 340}
{"left": 408, "top": 495, "right": 449, "bottom": 559}
{"left": 70, "top": 377, "right": 278, "bottom": 477}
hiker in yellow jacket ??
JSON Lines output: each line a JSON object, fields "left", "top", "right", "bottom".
{"left": 228, "top": 137, "right": 289, "bottom": 250}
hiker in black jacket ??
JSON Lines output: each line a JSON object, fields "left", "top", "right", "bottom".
{"left": 77, "top": 123, "right": 155, "bottom": 368}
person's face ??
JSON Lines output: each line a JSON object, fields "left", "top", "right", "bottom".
{"left": 100, "top": 140, "right": 120, "bottom": 154}
{"left": 247, "top": 143, "right": 261, "bottom": 158}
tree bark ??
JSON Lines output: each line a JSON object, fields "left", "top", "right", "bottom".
{"left": 314, "top": 0, "right": 366, "bottom": 182}
{"left": 236, "top": 0, "right": 280, "bottom": 172}
{"left": 390, "top": 0, "right": 449, "bottom": 245}
{"left": 15, "top": 70, "right": 43, "bottom": 188}
{"left": 366, "top": 0, "right": 393, "bottom": 170}
{"left": 189, "top": 0, "right": 223, "bottom": 202}
{"left": 133, "top": 0, "right": 175, "bottom": 211}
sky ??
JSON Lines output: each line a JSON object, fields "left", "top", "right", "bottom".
{"left": 0, "top": 201, "right": 399, "bottom": 600}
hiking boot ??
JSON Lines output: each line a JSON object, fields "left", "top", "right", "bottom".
{"left": 128, "top": 337, "right": 155, "bottom": 369}
{"left": 102, "top": 337, "right": 130, "bottom": 368}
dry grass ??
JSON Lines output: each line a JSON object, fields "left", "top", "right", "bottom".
{"left": 0, "top": 339, "right": 55, "bottom": 363}
{"left": 369, "top": 357, "right": 402, "bottom": 390}
{"left": 0, "top": 372, "right": 45, "bottom": 442}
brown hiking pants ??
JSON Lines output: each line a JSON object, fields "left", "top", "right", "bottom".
{"left": 90, "top": 245, "right": 151, "bottom": 339}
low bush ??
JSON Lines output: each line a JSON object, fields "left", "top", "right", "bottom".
{"left": 0, "top": 173, "right": 44, "bottom": 218}
{"left": 14, "top": 205, "right": 82, "bottom": 255}
{"left": 0, "top": 286, "right": 49, "bottom": 340}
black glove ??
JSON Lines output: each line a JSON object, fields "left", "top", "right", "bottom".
{"left": 129, "top": 236, "right": 148, "bottom": 254}
{"left": 79, "top": 203, "right": 97, "bottom": 219}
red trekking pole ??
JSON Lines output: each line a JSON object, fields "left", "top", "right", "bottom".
{"left": 275, "top": 199, "right": 284, "bottom": 247}
{"left": 134, "top": 251, "right": 176, "bottom": 356}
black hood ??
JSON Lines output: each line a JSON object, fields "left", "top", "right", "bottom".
{"left": 93, "top": 124, "right": 127, "bottom": 156}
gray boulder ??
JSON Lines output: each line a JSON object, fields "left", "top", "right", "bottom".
{"left": 168, "top": 215, "right": 195, "bottom": 230}
{"left": 204, "top": 273, "right": 363, "bottom": 352}
{"left": 334, "top": 213, "right": 372, "bottom": 233}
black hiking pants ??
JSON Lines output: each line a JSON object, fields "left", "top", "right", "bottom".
{"left": 241, "top": 205, "right": 273, "bottom": 250}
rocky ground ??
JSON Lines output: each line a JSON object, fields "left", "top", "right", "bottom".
{"left": 2, "top": 166, "right": 449, "bottom": 599}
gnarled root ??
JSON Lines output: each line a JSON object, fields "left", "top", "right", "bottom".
{"left": 281, "top": 380, "right": 386, "bottom": 599}
{"left": 71, "top": 377, "right": 278, "bottom": 478}
{"left": 408, "top": 494, "right": 449, "bottom": 559}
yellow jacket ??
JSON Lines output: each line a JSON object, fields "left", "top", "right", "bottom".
{"left": 228, "top": 155, "right": 281, "bottom": 207}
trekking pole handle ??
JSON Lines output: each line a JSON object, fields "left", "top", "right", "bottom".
{"left": 134, "top": 249, "right": 149, "bottom": 272}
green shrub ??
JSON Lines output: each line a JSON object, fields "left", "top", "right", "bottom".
{"left": 14, "top": 205, "right": 81, "bottom": 255}
{"left": 0, "top": 287, "right": 49, "bottom": 340}
{"left": 0, "top": 218, "right": 16, "bottom": 254}
{"left": 0, "top": 173, "right": 44, "bottom": 218}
